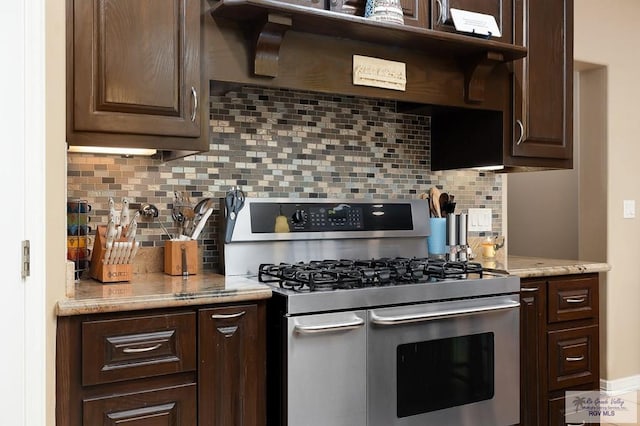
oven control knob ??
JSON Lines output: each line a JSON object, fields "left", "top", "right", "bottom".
{"left": 291, "top": 210, "right": 308, "bottom": 224}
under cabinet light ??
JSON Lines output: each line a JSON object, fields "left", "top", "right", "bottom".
{"left": 472, "top": 165, "right": 505, "bottom": 171}
{"left": 67, "top": 146, "right": 157, "bottom": 156}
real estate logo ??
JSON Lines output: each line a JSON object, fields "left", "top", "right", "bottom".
{"left": 565, "top": 390, "right": 637, "bottom": 423}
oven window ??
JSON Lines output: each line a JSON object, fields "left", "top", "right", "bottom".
{"left": 396, "top": 332, "right": 495, "bottom": 418}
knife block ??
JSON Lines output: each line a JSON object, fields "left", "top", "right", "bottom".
{"left": 90, "top": 225, "right": 133, "bottom": 283}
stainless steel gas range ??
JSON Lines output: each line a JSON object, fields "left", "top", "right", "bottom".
{"left": 220, "top": 198, "right": 520, "bottom": 426}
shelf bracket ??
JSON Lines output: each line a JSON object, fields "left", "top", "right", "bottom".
{"left": 253, "top": 13, "right": 292, "bottom": 77}
{"left": 464, "top": 51, "right": 504, "bottom": 104}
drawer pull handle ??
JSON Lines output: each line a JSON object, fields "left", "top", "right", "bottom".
{"left": 566, "top": 355, "right": 585, "bottom": 362}
{"left": 567, "top": 422, "right": 585, "bottom": 426}
{"left": 211, "top": 311, "right": 246, "bottom": 319}
{"left": 122, "top": 343, "right": 162, "bottom": 354}
{"left": 520, "top": 287, "right": 539, "bottom": 292}
{"left": 565, "top": 297, "right": 586, "bottom": 303}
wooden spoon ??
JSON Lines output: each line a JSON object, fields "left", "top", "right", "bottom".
{"left": 429, "top": 187, "right": 442, "bottom": 217}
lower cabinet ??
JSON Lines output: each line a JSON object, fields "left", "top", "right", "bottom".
{"left": 519, "top": 273, "right": 600, "bottom": 426}
{"left": 199, "top": 305, "right": 265, "bottom": 426}
{"left": 57, "top": 302, "right": 266, "bottom": 426}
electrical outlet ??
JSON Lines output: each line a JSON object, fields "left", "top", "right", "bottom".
{"left": 468, "top": 208, "right": 492, "bottom": 232}
{"left": 623, "top": 200, "right": 636, "bottom": 219}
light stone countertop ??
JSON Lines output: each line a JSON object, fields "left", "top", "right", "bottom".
{"left": 56, "top": 272, "right": 271, "bottom": 316}
{"left": 480, "top": 255, "right": 610, "bottom": 278}
{"left": 58, "top": 256, "right": 610, "bottom": 316}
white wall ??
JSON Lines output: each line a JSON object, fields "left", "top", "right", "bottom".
{"left": 575, "top": 0, "right": 640, "bottom": 384}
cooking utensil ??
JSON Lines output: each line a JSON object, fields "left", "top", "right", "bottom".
{"left": 429, "top": 187, "right": 442, "bottom": 217}
{"left": 439, "top": 193, "right": 449, "bottom": 215}
{"left": 191, "top": 207, "right": 213, "bottom": 240}
{"left": 139, "top": 203, "right": 173, "bottom": 239}
{"left": 274, "top": 205, "right": 290, "bottom": 233}
{"left": 224, "top": 187, "right": 246, "bottom": 243}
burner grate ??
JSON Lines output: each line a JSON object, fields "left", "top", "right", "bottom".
{"left": 258, "top": 258, "right": 484, "bottom": 292}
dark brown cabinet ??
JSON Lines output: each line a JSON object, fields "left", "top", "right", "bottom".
{"left": 519, "top": 274, "right": 600, "bottom": 426}
{"left": 510, "top": 0, "right": 573, "bottom": 167}
{"left": 198, "top": 304, "right": 266, "bottom": 426}
{"left": 66, "top": 0, "right": 209, "bottom": 156}
{"left": 57, "top": 303, "right": 266, "bottom": 426}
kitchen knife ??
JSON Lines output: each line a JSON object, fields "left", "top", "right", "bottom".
{"left": 120, "top": 197, "right": 130, "bottom": 230}
{"left": 103, "top": 219, "right": 117, "bottom": 264}
{"left": 126, "top": 211, "right": 139, "bottom": 241}
{"left": 129, "top": 241, "right": 140, "bottom": 263}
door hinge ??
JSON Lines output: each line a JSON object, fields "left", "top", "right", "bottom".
{"left": 22, "top": 240, "right": 30, "bottom": 279}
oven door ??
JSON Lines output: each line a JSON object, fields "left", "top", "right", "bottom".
{"left": 286, "top": 310, "right": 367, "bottom": 426}
{"left": 367, "top": 294, "right": 520, "bottom": 426}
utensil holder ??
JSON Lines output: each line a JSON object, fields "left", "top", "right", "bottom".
{"left": 164, "top": 240, "right": 198, "bottom": 276}
{"left": 89, "top": 225, "right": 133, "bottom": 283}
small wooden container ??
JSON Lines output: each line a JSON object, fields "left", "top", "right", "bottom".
{"left": 90, "top": 225, "right": 133, "bottom": 283}
{"left": 164, "top": 240, "right": 198, "bottom": 276}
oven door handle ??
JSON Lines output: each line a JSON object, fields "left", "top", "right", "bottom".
{"left": 294, "top": 317, "right": 365, "bottom": 334}
{"left": 370, "top": 300, "right": 520, "bottom": 326}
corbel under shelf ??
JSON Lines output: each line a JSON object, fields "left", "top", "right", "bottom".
{"left": 208, "top": 0, "right": 527, "bottom": 102}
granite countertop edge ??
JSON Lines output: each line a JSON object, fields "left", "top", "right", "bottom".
{"left": 57, "top": 272, "right": 272, "bottom": 316}
{"left": 483, "top": 255, "right": 611, "bottom": 279}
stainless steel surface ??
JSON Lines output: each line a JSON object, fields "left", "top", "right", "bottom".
{"left": 287, "top": 311, "right": 367, "bottom": 426}
{"left": 368, "top": 294, "right": 520, "bottom": 426}
{"left": 224, "top": 237, "right": 430, "bottom": 277}
{"left": 369, "top": 298, "right": 519, "bottom": 325}
{"left": 275, "top": 274, "right": 519, "bottom": 315}
{"left": 226, "top": 198, "right": 430, "bottom": 243}
{"left": 224, "top": 197, "right": 520, "bottom": 426}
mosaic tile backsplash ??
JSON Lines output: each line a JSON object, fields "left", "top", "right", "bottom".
{"left": 67, "top": 86, "right": 503, "bottom": 271}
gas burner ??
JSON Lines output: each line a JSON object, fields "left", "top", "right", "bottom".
{"left": 259, "top": 257, "right": 485, "bottom": 292}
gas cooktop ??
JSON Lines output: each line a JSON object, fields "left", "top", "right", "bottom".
{"left": 258, "top": 257, "right": 484, "bottom": 292}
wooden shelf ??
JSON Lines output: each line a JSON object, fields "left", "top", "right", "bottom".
{"left": 208, "top": 0, "right": 527, "bottom": 102}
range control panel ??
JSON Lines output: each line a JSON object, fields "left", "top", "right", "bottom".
{"left": 249, "top": 202, "right": 413, "bottom": 233}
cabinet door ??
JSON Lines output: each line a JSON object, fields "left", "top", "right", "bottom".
{"left": 519, "top": 281, "right": 546, "bottom": 426}
{"left": 83, "top": 383, "right": 197, "bottom": 426}
{"left": 400, "top": 0, "right": 428, "bottom": 28}
{"left": 198, "top": 304, "right": 265, "bottom": 426}
{"left": 71, "top": 0, "right": 201, "bottom": 137}
{"left": 511, "top": 0, "right": 573, "bottom": 161}
{"left": 430, "top": 0, "right": 513, "bottom": 43}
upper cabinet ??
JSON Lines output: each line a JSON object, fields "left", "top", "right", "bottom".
{"left": 428, "top": 0, "right": 574, "bottom": 170}
{"left": 508, "top": 0, "right": 573, "bottom": 167}
{"left": 66, "top": 0, "right": 209, "bottom": 158}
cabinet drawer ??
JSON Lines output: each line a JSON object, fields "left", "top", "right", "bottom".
{"left": 548, "top": 276, "right": 598, "bottom": 323}
{"left": 82, "top": 312, "right": 196, "bottom": 386}
{"left": 549, "top": 394, "right": 598, "bottom": 426}
{"left": 548, "top": 325, "right": 599, "bottom": 391}
{"left": 83, "top": 382, "right": 196, "bottom": 425}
